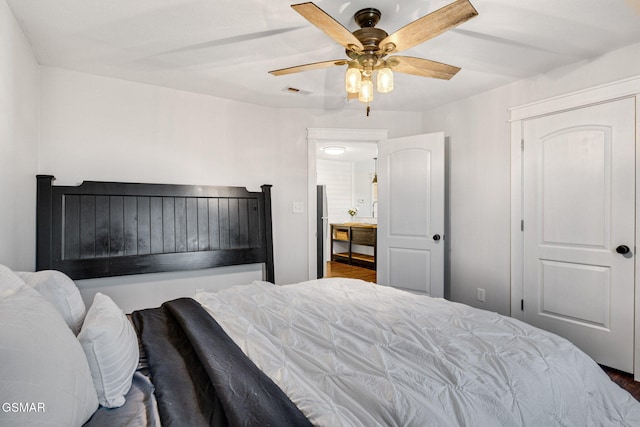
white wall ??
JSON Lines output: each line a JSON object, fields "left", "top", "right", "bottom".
{"left": 36, "top": 66, "right": 423, "bottom": 312}
{"left": 0, "top": 0, "right": 39, "bottom": 271}
{"left": 317, "top": 159, "right": 353, "bottom": 223}
{"left": 423, "top": 41, "right": 640, "bottom": 315}
{"left": 353, "top": 159, "right": 376, "bottom": 218}
{"left": 317, "top": 158, "right": 376, "bottom": 220}
{"left": 37, "top": 67, "right": 299, "bottom": 311}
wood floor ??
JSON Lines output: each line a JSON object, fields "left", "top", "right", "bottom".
{"left": 601, "top": 366, "right": 640, "bottom": 401}
{"left": 325, "top": 261, "right": 376, "bottom": 283}
{"left": 325, "top": 262, "right": 640, "bottom": 401}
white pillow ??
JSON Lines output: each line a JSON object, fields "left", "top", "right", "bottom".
{"left": 0, "top": 274, "right": 99, "bottom": 427}
{"left": 17, "top": 270, "right": 86, "bottom": 335}
{"left": 78, "top": 293, "right": 139, "bottom": 408}
{"left": 0, "top": 264, "right": 25, "bottom": 299}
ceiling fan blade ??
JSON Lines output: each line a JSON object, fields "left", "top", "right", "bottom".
{"left": 269, "top": 59, "right": 348, "bottom": 76}
{"left": 380, "top": 0, "right": 478, "bottom": 54}
{"left": 389, "top": 56, "right": 461, "bottom": 80}
{"left": 292, "top": 2, "right": 364, "bottom": 51}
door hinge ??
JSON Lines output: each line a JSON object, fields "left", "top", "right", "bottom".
{"left": 521, "top": 220, "right": 524, "bottom": 231}
{"left": 521, "top": 299, "right": 524, "bottom": 311}
{"left": 521, "top": 139, "right": 524, "bottom": 151}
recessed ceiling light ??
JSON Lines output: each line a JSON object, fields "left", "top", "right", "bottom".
{"left": 322, "top": 146, "right": 347, "bottom": 155}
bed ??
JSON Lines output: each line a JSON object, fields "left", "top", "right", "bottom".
{"left": 1, "top": 177, "right": 639, "bottom": 426}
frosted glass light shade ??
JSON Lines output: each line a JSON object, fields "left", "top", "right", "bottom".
{"left": 345, "top": 67, "right": 361, "bottom": 94}
{"left": 377, "top": 67, "right": 393, "bottom": 93}
{"left": 322, "top": 146, "right": 346, "bottom": 155}
{"left": 359, "top": 78, "right": 374, "bottom": 103}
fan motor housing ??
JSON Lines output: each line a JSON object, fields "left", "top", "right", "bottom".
{"left": 353, "top": 27, "right": 388, "bottom": 48}
{"left": 347, "top": 26, "right": 388, "bottom": 61}
{"left": 348, "top": 8, "right": 389, "bottom": 59}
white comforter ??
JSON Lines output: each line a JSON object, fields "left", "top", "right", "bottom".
{"left": 195, "top": 278, "right": 640, "bottom": 427}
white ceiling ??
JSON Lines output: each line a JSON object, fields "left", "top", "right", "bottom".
{"left": 8, "top": 0, "right": 640, "bottom": 112}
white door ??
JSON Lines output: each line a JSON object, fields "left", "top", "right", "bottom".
{"left": 377, "top": 132, "right": 445, "bottom": 297}
{"left": 523, "top": 98, "right": 635, "bottom": 373}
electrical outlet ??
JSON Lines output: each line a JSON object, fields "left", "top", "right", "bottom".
{"left": 476, "top": 288, "right": 486, "bottom": 302}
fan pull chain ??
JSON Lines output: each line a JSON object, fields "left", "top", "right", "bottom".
{"left": 366, "top": 105, "right": 371, "bottom": 116}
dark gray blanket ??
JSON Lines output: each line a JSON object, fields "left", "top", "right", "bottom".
{"left": 131, "top": 298, "right": 313, "bottom": 427}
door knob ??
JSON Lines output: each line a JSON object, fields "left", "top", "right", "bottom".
{"left": 433, "top": 234, "right": 441, "bottom": 241}
{"left": 616, "top": 245, "right": 631, "bottom": 255}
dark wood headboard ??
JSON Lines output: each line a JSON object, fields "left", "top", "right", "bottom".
{"left": 35, "top": 175, "right": 274, "bottom": 282}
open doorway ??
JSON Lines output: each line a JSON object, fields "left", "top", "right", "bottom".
{"left": 318, "top": 146, "right": 377, "bottom": 282}
{"left": 306, "top": 128, "right": 388, "bottom": 281}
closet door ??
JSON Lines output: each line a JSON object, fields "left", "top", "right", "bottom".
{"left": 522, "top": 98, "right": 635, "bottom": 373}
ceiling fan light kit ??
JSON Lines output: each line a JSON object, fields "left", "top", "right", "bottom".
{"left": 269, "top": 0, "right": 478, "bottom": 114}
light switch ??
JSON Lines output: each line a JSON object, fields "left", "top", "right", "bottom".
{"left": 292, "top": 201, "right": 304, "bottom": 214}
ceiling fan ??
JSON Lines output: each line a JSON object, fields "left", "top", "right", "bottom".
{"left": 269, "top": 0, "right": 478, "bottom": 112}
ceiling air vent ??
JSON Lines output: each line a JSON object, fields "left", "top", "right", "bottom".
{"left": 282, "top": 86, "right": 311, "bottom": 95}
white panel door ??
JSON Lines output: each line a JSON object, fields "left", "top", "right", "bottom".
{"left": 377, "top": 132, "right": 444, "bottom": 297}
{"left": 523, "top": 98, "right": 635, "bottom": 373}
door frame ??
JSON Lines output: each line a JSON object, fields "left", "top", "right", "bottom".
{"left": 509, "top": 75, "right": 640, "bottom": 378}
{"left": 306, "top": 128, "right": 389, "bottom": 280}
